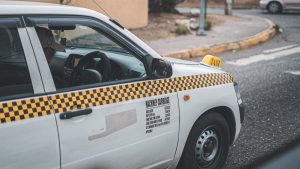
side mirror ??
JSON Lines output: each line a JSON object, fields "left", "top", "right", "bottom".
{"left": 151, "top": 58, "right": 172, "bottom": 78}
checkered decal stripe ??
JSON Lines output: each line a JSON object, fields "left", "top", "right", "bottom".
{"left": 50, "top": 77, "right": 178, "bottom": 114}
{"left": 0, "top": 96, "right": 53, "bottom": 124}
{"left": 0, "top": 72, "right": 234, "bottom": 124}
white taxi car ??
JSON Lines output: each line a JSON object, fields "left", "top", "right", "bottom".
{"left": 0, "top": 1, "right": 244, "bottom": 169}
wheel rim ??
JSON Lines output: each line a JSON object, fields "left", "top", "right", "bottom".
{"left": 269, "top": 3, "right": 279, "bottom": 13}
{"left": 195, "top": 126, "right": 219, "bottom": 167}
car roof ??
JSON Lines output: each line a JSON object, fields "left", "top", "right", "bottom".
{"left": 0, "top": 1, "right": 107, "bottom": 19}
{"left": 0, "top": 1, "right": 163, "bottom": 59}
{"left": 0, "top": 1, "right": 60, "bottom": 6}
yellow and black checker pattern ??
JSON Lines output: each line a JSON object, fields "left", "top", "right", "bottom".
{"left": 0, "top": 96, "right": 53, "bottom": 124}
{"left": 0, "top": 72, "right": 234, "bottom": 124}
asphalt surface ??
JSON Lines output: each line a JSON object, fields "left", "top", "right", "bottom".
{"left": 190, "top": 9, "right": 300, "bottom": 169}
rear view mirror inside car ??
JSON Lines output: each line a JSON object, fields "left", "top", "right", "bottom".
{"left": 48, "top": 25, "right": 76, "bottom": 30}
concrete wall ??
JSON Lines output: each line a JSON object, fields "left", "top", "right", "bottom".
{"left": 24, "top": 0, "right": 148, "bottom": 29}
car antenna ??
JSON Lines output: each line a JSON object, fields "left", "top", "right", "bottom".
{"left": 92, "top": 0, "right": 112, "bottom": 19}
{"left": 92, "top": 0, "right": 125, "bottom": 29}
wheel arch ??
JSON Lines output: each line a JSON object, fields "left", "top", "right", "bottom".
{"left": 199, "top": 106, "right": 236, "bottom": 145}
{"left": 176, "top": 106, "right": 236, "bottom": 169}
{"left": 267, "top": 0, "right": 283, "bottom": 6}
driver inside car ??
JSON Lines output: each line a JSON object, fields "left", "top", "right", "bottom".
{"left": 35, "top": 26, "right": 105, "bottom": 88}
{"left": 36, "top": 26, "right": 65, "bottom": 63}
{"left": 36, "top": 26, "right": 67, "bottom": 88}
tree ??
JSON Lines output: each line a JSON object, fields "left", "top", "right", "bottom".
{"left": 149, "top": 0, "right": 184, "bottom": 13}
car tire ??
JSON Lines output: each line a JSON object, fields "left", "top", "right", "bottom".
{"left": 178, "top": 112, "right": 230, "bottom": 169}
{"left": 267, "top": 2, "right": 282, "bottom": 14}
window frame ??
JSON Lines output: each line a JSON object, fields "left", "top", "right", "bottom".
{"left": 0, "top": 16, "right": 44, "bottom": 102}
{"left": 25, "top": 15, "right": 153, "bottom": 94}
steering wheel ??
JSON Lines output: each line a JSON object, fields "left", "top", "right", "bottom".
{"left": 71, "top": 51, "right": 112, "bottom": 86}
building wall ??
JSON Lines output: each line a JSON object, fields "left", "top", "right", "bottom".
{"left": 24, "top": 0, "right": 148, "bottom": 29}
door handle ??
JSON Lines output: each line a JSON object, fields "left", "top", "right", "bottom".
{"left": 60, "top": 108, "right": 93, "bottom": 120}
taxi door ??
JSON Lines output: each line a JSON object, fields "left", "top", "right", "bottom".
{"left": 26, "top": 16, "right": 180, "bottom": 169}
{"left": 0, "top": 17, "right": 60, "bottom": 169}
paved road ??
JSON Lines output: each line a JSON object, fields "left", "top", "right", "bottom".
{"left": 191, "top": 9, "right": 300, "bottom": 169}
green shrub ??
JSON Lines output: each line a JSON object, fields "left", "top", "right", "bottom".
{"left": 162, "top": 0, "right": 184, "bottom": 12}
{"left": 273, "top": 23, "right": 282, "bottom": 33}
{"left": 173, "top": 24, "right": 190, "bottom": 35}
{"left": 205, "top": 20, "right": 212, "bottom": 31}
{"left": 149, "top": 0, "right": 184, "bottom": 13}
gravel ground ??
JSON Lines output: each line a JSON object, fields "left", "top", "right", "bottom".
{"left": 130, "top": 13, "right": 231, "bottom": 41}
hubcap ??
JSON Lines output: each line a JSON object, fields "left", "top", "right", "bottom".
{"left": 195, "top": 127, "right": 219, "bottom": 166}
{"left": 269, "top": 3, "right": 279, "bottom": 13}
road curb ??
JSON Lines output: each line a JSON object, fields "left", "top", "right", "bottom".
{"left": 163, "top": 17, "right": 277, "bottom": 59}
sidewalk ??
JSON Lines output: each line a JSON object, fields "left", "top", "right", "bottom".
{"left": 144, "top": 9, "right": 275, "bottom": 58}
{"left": 176, "top": 7, "right": 226, "bottom": 15}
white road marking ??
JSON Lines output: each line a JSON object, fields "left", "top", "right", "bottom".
{"left": 227, "top": 46, "right": 300, "bottom": 66}
{"left": 263, "top": 44, "right": 298, "bottom": 54}
{"left": 285, "top": 71, "right": 300, "bottom": 76}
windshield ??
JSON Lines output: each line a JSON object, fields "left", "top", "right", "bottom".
{"left": 55, "top": 24, "right": 130, "bottom": 54}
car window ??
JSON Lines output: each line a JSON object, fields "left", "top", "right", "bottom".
{"left": 35, "top": 23, "right": 146, "bottom": 91}
{"left": 0, "top": 25, "right": 33, "bottom": 100}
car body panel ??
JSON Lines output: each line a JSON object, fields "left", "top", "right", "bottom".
{"left": 0, "top": 113, "right": 61, "bottom": 169}
{"left": 0, "top": 22, "right": 60, "bottom": 169}
{"left": 260, "top": 0, "right": 300, "bottom": 11}
{"left": 166, "top": 63, "right": 241, "bottom": 169}
{"left": 285, "top": 0, "right": 300, "bottom": 9}
{"left": 53, "top": 89, "right": 179, "bottom": 169}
